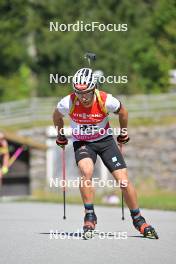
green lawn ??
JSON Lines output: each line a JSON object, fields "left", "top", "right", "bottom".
{"left": 9, "top": 189, "right": 176, "bottom": 211}
{"left": 137, "top": 191, "right": 176, "bottom": 211}
{"left": 1, "top": 115, "right": 176, "bottom": 132}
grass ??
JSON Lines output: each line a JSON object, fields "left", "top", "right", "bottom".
{"left": 10, "top": 188, "right": 176, "bottom": 211}
{"left": 110, "top": 115, "right": 176, "bottom": 128}
{"left": 135, "top": 183, "right": 176, "bottom": 210}
{"left": 0, "top": 120, "right": 53, "bottom": 132}
{"left": 2, "top": 115, "right": 176, "bottom": 132}
{"left": 137, "top": 191, "right": 176, "bottom": 211}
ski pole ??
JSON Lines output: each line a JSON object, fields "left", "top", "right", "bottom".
{"left": 8, "top": 146, "right": 25, "bottom": 167}
{"left": 1, "top": 145, "right": 25, "bottom": 177}
{"left": 119, "top": 144, "right": 125, "bottom": 220}
{"left": 61, "top": 146, "right": 66, "bottom": 220}
{"left": 121, "top": 191, "right": 125, "bottom": 221}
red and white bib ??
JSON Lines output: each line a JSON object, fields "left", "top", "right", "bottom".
{"left": 57, "top": 90, "right": 121, "bottom": 142}
{"left": 69, "top": 91, "right": 110, "bottom": 141}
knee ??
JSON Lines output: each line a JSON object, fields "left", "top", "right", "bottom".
{"left": 112, "top": 169, "right": 129, "bottom": 189}
{"left": 78, "top": 159, "right": 94, "bottom": 180}
{"left": 120, "top": 179, "right": 129, "bottom": 190}
{"left": 78, "top": 166, "right": 93, "bottom": 181}
{"left": 79, "top": 171, "right": 93, "bottom": 188}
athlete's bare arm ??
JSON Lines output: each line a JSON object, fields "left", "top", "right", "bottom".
{"left": 53, "top": 108, "right": 64, "bottom": 135}
{"left": 114, "top": 104, "right": 128, "bottom": 133}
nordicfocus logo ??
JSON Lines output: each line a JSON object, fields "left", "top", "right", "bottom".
{"left": 57, "top": 126, "right": 128, "bottom": 137}
{"left": 49, "top": 21, "right": 128, "bottom": 32}
{"left": 49, "top": 74, "right": 128, "bottom": 84}
{"left": 49, "top": 230, "right": 128, "bottom": 240}
{"left": 49, "top": 177, "right": 128, "bottom": 188}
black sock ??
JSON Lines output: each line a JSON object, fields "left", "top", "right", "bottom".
{"left": 130, "top": 208, "right": 141, "bottom": 220}
{"left": 84, "top": 203, "right": 94, "bottom": 213}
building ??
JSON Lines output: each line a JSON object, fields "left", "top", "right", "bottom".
{"left": 0, "top": 131, "right": 47, "bottom": 196}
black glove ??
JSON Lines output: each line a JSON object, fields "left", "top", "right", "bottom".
{"left": 56, "top": 134, "right": 68, "bottom": 148}
{"left": 117, "top": 134, "right": 130, "bottom": 144}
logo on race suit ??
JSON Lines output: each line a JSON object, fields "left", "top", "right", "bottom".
{"left": 80, "top": 145, "right": 87, "bottom": 150}
{"left": 83, "top": 113, "right": 87, "bottom": 119}
{"left": 73, "top": 113, "right": 103, "bottom": 118}
{"left": 79, "top": 145, "right": 88, "bottom": 155}
{"left": 112, "top": 156, "right": 117, "bottom": 162}
{"left": 115, "top": 162, "right": 121, "bottom": 167}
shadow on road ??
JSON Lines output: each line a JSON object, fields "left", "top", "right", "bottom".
{"left": 39, "top": 231, "right": 146, "bottom": 239}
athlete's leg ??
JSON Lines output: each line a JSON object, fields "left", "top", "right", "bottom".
{"left": 97, "top": 136, "right": 138, "bottom": 208}
{"left": 112, "top": 168, "right": 138, "bottom": 210}
{"left": 78, "top": 158, "right": 97, "bottom": 231}
{"left": 73, "top": 141, "right": 98, "bottom": 231}
{"left": 99, "top": 136, "right": 158, "bottom": 238}
{"left": 78, "top": 158, "right": 95, "bottom": 204}
{"left": 73, "top": 141, "right": 97, "bottom": 206}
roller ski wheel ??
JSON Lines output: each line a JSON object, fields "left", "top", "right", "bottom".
{"left": 83, "top": 227, "right": 95, "bottom": 240}
{"left": 83, "top": 212, "right": 97, "bottom": 240}
{"left": 133, "top": 216, "right": 159, "bottom": 239}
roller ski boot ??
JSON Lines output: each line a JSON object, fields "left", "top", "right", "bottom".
{"left": 133, "top": 215, "right": 159, "bottom": 239}
{"left": 83, "top": 211, "right": 97, "bottom": 240}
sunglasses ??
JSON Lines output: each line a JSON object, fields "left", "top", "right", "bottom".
{"left": 75, "top": 90, "right": 94, "bottom": 98}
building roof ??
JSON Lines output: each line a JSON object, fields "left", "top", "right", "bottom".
{"left": 1, "top": 131, "right": 47, "bottom": 150}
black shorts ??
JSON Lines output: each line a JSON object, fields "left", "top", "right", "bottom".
{"left": 73, "top": 135, "right": 127, "bottom": 173}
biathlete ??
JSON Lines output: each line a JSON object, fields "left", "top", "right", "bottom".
{"left": 53, "top": 68, "right": 158, "bottom": 239}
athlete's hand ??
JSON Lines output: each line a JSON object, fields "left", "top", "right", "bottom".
{"left": 117, "top": 134, "right": 130, "bottom": 144}
{"left": 56, "top": 134, "right": 68, "bottom": 148}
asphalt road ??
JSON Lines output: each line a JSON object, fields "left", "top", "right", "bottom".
{"left": 0, "top": 202, "right": 175, "bottom": 264}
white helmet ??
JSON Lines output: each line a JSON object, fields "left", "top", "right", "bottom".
{"left": 72, "top": 68, "right": 97, "bottom": 93}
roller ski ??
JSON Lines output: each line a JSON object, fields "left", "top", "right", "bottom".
{"left": 133, "top": 216, "right": 159, "bottom": 239}
{"left": 83, "top": 212, "right": 97, "bottom": 240}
